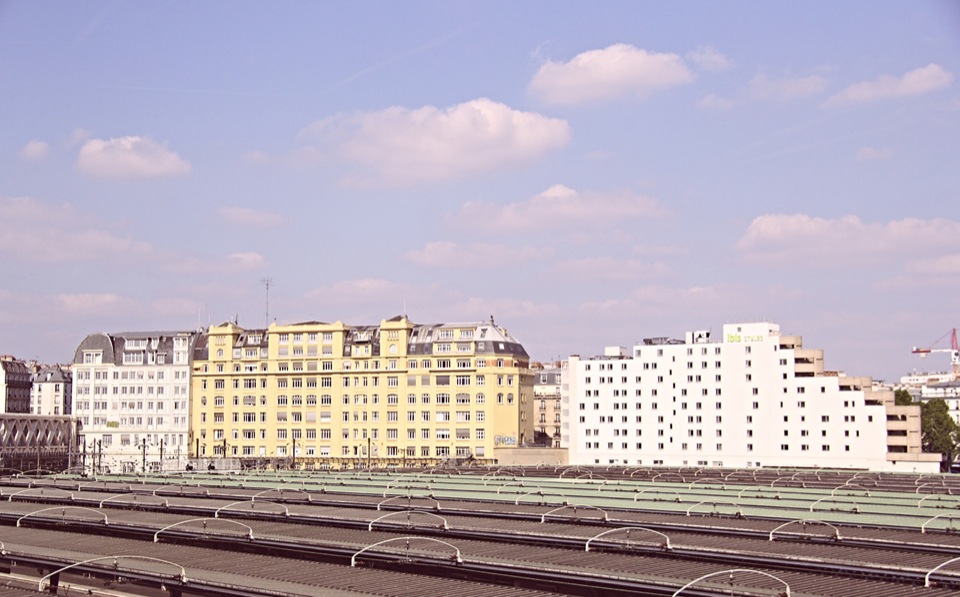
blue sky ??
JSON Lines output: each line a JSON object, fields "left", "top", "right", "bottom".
{"left": 1, "top": 1, "right": 958, "bottom": 381}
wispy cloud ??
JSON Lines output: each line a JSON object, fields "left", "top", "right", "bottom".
{"left": 698, "top": 72, "right": 827, "bottom": 111}
{"left": 748, "top": 73, "right": 827, "bottom": 102}
{"left": 19, "top": 140, "right": 50, "bottom": 161}
{"left": 529, "top": 44, "right": 694, "bottom": 105}
{"left": 736, "top": 214, "right": 960, "bottom": 269}
{"left": 453, "top": 184, "right": 668, "bottom": 234}
{"left": 686, "top": 46, "right": 732, "bottom": 73}
{"left": 697, "top": 93, "right": 735, "bottom": 111}
{"left": 552, "top": 256, "right": 670, "bottom": 281}
{"left": 404, "top": 241, "right": 550, "bottom": 268}
{"left": 219, "top": 206, "right": 285, "bottom": 228}
{"left": 824, "top": 64, "right": 953, "bottom": 107}
{"left": 1, "top": 195, "right": 267, "bottom": 278}
{"left": 0, "top": 195, "right": 152, "bottom": 264}
{"left": 856, "top": 146, "right": 892, "bottom": 161}
{"left": 162, "top": 251, "right": 268, "bottom": 275}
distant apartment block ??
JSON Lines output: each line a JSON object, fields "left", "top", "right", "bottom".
{"left": 71, "top": 331, "right": 198, "bottom": 472}
{"left": 190, "top": 316, "right": 533, "bottom": 468}
{"left": 0, "top": 355, "right": 32, "bottom": 414}
{"left": 564, "top": 322, "right": 938, "bottom": 472}
{"left": 919, "top": 381, "right": 960, "bottom": 426}
{"left": 532, "top": 362, "right": 562, "bottom": 447}
{"left": 29, "top": 365, "right": 72, "bottom": 416}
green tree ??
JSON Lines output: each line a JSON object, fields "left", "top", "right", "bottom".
{"left": 894, "top": 389, "right": 914, "bottom": 406}
{"left": 920, "top": 398, "right": 960, "bottom": 471}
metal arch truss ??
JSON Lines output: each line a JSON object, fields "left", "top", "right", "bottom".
{"left": 38, "top": 555, "right": 187, "bottom": 592}
{"left": 351, "top": 536, "right": 463, "bottom": 567}
{"left": 672, "top": 568, "right": 790, "bottom": 597}
{"left": 154, "top": 517, "right": 254, "bottom": 542}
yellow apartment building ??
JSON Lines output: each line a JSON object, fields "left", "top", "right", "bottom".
{"left": 190, "top": 316, "right": 534, "bottom": 468}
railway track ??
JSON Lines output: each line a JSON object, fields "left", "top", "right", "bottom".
{"left": 3, "top": 470, "right": 960, "bottom": 596}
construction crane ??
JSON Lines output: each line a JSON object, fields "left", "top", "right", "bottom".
{"left": 912, "top": 328, "right": 960, "bottom": 378}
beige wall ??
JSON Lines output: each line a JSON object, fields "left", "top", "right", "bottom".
{"left": 493, "top": 447, "right": 568, "bottom": 466}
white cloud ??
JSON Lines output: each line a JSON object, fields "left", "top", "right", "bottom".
{"left": 856, "top": 146, "right": 892, "bottom": 161}
{"left": 749, "top": 73, "right": 827, "bottom": 102}
{"left": 404, "top": 241, "right": 549, "bottom": 268}
{"left": 219, "top": 206, "right": 285, "bottom": 228}
{"left": 824, "top": 64, "right": 954, "bottom": 107}
{"left": 697, "top": 93, "right": 735, "bottom": 111}
{"left": 736, "top": 214, "right": 960, "bottom": 265}
{"left": 529, "top": 44, "right": 694, "bottom": 105}
{"left": 77, "top": 136, "right": 192, "bottom": 179}
{"left": 551, "top": 257, "right": 670, "bottom": 281}
{"left": 299, "top": 98, "right": 569, "bottom": 185}
{"left": 453, "top": 184, "right": 668, "bottom": 234}
{"left": 19, "top": 140, "right": 50, "bottom": 161}
{"left": 687, "top": 46, "right": 731, "bottom": 72}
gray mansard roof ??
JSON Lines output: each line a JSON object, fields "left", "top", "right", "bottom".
{"left": 73, "top": 331, "right": 198, "bottom": 366}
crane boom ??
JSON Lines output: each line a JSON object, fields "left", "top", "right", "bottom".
{"left": 912, "top": 328, "right": 960, "bottom": 378}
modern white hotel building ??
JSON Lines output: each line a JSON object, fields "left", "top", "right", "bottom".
{"left": 564, "top": 322, "right": 939, "bottom": 472}
{"left": 71, "top": 331, "right": 198, "bottom": 473}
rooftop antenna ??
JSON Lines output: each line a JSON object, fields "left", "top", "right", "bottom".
{"left": 260, "top": 276, "right": 273, "bottom": 328}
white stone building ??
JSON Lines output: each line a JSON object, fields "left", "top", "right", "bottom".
{"left": 71, "top": 331, "right": 198, "bottom": 473}
{"left": 29, "top": 365, "right": 72, "bottom": 416}
{"left": 564, "top": 322, "right": 938, "bottom": 472}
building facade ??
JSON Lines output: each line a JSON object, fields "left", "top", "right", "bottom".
{"left": 190, "top": 316, "right": 533, "bottom": 469}
{"left": 0, "top": 356, "right": 32, "bottom": 414}
{"left": 30, "top": 365, "right": 72, "bottom": 416}
{"left": 920, "top": 381, "right": 960, "bottom": 426}
{"left": 532, "top": 362, "right": 562, "bottom": 447}
{"left": 564, "top": 322, "right": 937, "bottom": 472}
{"left": 71, "top": 331, "right": 197, "bottom": 473}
